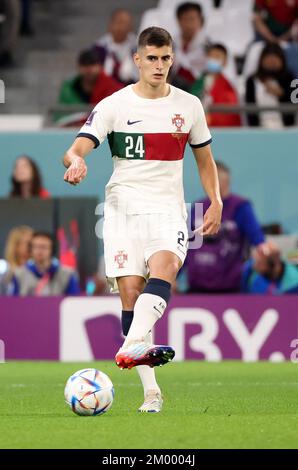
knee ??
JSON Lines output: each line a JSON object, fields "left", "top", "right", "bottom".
{"left": 121, "top": 287, "right": 142, "bottom": 310}
{"left": 167, "top": 261, "right": 181, "bottom": 280}
{"left": 152, "top": 261, "right": 180, "bottom": 284}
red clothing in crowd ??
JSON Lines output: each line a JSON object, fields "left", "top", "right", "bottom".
{"left": 90, "top": 70, "right": 123, "bottom": 104}
{"left": 207, "top": 74, "right": 241, "bottom": 127}
{"left": 39, "top": 188, "right": 50, "bottom": 199}
{"left": 255, "top": 0, "right": 298, "bottom": 28}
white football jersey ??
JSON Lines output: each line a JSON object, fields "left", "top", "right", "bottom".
{"left": 78, "top": 84, "right": 212, "bottom": 217}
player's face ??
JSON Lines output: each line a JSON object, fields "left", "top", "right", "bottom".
{"left": 134, "top": 45, "right": 173, "bottom": 87}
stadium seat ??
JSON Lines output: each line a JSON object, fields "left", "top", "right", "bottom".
{"left": 242, "top": 41, "right": 264, "bottom": 79}
{"left": 205, "top": 0, "right": 254, "bottom": 58}
{"left": 158, "top": 0, "right": 213, "bottom": 17}
{"left": 138, "top": 8, "right": 179, "bottom": 37}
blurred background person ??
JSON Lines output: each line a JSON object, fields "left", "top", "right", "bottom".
{"left": 4, "top": 225, "right": 33, "bottom": 272}
{"left": 253, "top": 0, "right": 298, "bottom": 44}
{"left": 93, "top": 8, "right": 137, "bottom": 85}
{"left": 172, "top": 2, "right": 208, "bottom": 90}
{"left": 242, "top": 241, "right": 298, "bottom": 294}
{"left": 0, "top": 0, "right": 20, "bottom": 67}
{"left": 9, "top": 155, "right": 50, "bottom": 199}
{"left": 245, "top": 43, "right": 295, "bottom": 128}
{"left": 183, "top": 161, "right": 265, "bottom": 294}
{"left": 19, "top": 0, "right": 34, "bottom": 36}
{"left": 56, "top": 49, "right": 123, "bottom": 126}
{"left": 12, "top": 231, "right": 80, "bottom": 296}
{"left": 58, "top": 49, "right": 123, "bottom": 106}
{"left": 0, "top": 225, "right": 33, "bottom": 294}
{"left": 85, "top": 256, "right": 109, "bottom": 296}
{"left": 190, "top": 43, "right": 241, "bottom": 127}
{"left": 244, "top": 0, "right": 298, "bottom": 81}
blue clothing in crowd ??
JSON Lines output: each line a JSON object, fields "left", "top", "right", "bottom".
{"left": 12, "top": 259, "right": 80, "bottom": 296}
{"left": 241, "top": 260, "right": 298, "bottom": 294}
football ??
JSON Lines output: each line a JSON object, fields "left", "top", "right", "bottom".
{"left": 64, "top": 368, "right": 114, "bottom": 416}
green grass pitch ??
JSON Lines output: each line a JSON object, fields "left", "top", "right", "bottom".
{"left": 0, "top": 361, "right": 297, "bottom": 449}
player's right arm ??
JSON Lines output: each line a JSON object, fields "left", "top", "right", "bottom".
{"left": 63, "top": 95, "right": 114, "bottom": 185}
{"left": 63, "top": 137, "right": 94, "bottom": 186}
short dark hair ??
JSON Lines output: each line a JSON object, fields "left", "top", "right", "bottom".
{"left": 138, "top": 27, "right": 173, "bottom": 49}
{"left": 215, "top": 160, "right": 230, "bottom": 174}
{"left": 207, "top": 43, "right": 228, "bottom": 57}
{"left": 78, "top": 49, "right": 100, "bottom": 66}
{"left": 31, "top": 232, "right": 55, "bottom": 256}
{"left": 176, "top": 2, "right": 203, "bottom": 20}
{"left": 32, "top": 231, "right": 54, "bottom": 244}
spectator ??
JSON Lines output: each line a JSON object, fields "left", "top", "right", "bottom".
{"left": 253, "top": 0, "right": 298, "bottom": 77}
{"left": 85, "top": 255, "right": 109, "bottom": 296}
{"left": 0, "top": 260, "right": 9, "bottom": 294}
{"left": 12, "top": 232, "right": 80, "bottom": 296}
{"left": 190, "top": 43, "right": 241, "bottom": 127}
{"left": 58, "top": 49, "right": 123, "bottom": 106}
{"left": 242, "top": 241, "right": 298, "bottom": 294}
{"left": 245, "top": 43, "right": 295, "bottom": 128}
{"left": 93, "top": 9, "right": 137, "bottom": 85}
{"left": 184, "top": 161, "right": 265, "bottom": 293}
{"left": 57, "top": 49, "right": 123, "bottom": 126}
{"left": 4, "top": 225, "right": 33, "bottom": 272}
{"left": 172, "top": 2, "right": 208, "bottom": 90}
{"left": 9, "top": 155, "right": 50, "bottom": 198}
{"left": 0, "top": 225, "right": 33, "bottom": 294}
{"left": 19, "top": 0, "right": 33, "bottom": 36}
{"left": 253, "top": 0, "right": 298, "bottom": 43}
{"left": 0, "top": 0, "right": 20, "bottom": 67}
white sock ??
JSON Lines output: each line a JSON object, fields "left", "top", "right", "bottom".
{"left": 123, "top": 293, "right": 167, "bottom": 346}
{"left": 136, "top": 331, "right": 161, "bottom": 396}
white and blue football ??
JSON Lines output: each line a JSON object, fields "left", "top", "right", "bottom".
{"left": 64, "top": 368, "right": 114, "bottom": 416}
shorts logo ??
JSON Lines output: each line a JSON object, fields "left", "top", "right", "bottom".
{"left": 114, "top": 250, "right": 128, "bottom": 269}
{"left": 172, "top": 113, "right": 185, "bottom": 132}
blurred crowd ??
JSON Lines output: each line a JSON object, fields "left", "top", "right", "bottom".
{"left": 0, "top": 154, "right": 298, "bottom": 297}
{"left": 0, "top": 0, "right": 33, "bottom": 66}
{"left": 53, "top": 1, "right": 298, "bottom": 128}
{"left": 0, "top": 1, "right": 297, "bottom": 125}
{"left": 0, "top": 1, "right": 298, "bottom": 297}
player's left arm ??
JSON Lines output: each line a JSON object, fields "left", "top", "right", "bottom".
{"left": 192, "top": 144, "right": 223, "bottom": 236}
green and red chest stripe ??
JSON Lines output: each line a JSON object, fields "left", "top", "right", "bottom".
{"left": 107, "top": 132, "right": 189, "bottom": 161}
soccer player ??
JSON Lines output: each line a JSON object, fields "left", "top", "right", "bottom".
{"left": 63, "top": 27, "right": 222, "bottom": 412}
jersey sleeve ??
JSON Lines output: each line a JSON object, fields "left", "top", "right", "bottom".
{"left": 77, "top": 96, "right": 114, "bottom": 148}
{"left": 188, "top": 96, "right": 212, "bottom": 148}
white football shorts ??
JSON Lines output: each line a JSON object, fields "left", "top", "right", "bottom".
{"left": 103, "top": 212, "right": 189, "bottom": 293}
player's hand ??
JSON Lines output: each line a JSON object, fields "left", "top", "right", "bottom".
{"left": 64, "top": 156, "right": 87, "bottom": 185}
{"left": 194, "top": 200, "right": 222, "bottom": 236}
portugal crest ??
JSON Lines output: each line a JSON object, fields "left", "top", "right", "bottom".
{"left": 172, "top": 113, "right": 185, "bottom": 132}
{"left": 114, "top": 250, "right": 128, "bottom": 269}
